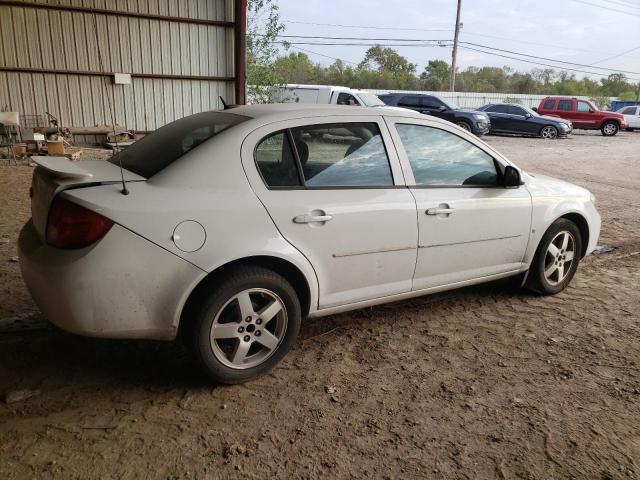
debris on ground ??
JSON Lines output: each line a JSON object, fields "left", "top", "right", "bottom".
{"left": 593, "top": 244, "right": 616, "bottom": 254}
{"left": 4, "top": 389, "right": 41, "bottom": 404}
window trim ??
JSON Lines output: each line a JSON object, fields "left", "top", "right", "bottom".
{"left": 390, "top": 121, "right": 507, "bottom": 189}
{"left": 253, "top": 122, "right": 399, "bottom": 191}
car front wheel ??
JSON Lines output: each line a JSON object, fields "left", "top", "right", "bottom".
{"left": 455, "top": 120, "right": 472, "bottom": 132}
{"left": 540, "top": 125, "right": 558, "bottom": 139}
{"left": 601, "top": 121, "right": 619, "bottom": 136}
{"left": 525, "top": 219, "right": 582, "bottom": 295}
{"left": 183, "top": 266, "right": 301, "bottom": 384}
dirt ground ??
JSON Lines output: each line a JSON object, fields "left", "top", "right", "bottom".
{"left": 1, "top": 131, "right": 639, "bottom": 479}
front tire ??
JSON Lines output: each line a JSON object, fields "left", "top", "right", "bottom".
{"left": 525, "top": 219, "right": 582, "bottom": 295}
{"left": 601, "top": 121, "right": 619, "bottom": 136}
{"left": 455, "top": 120, "right": 472, "bottom": 132}
{"left": 540, "top": 125, "right": 558, "bottom": 139}
{"left": 182, "top": 266, "right": 301, "bottom": 384}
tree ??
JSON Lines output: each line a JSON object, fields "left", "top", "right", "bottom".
{"left": 420, "top": 60, "right": 450, "bottom": 91}
{"left": 246, "top": 0, "right": 287, "bottom": 103}
{"left": 273, "top": 52, "right": 316, "bottom": 84}
{"left": 358, "top": 45, "right": 417, "bottom": 88}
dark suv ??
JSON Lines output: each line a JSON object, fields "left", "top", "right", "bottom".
{"left": 377, "top": 93, "right": 490, "bottom": 136}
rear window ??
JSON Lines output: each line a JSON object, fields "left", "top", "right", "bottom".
{"left": 109, "top": 111, "right": 249, "bottom": 178}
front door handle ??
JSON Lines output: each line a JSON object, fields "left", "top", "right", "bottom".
{"left": 426, "top": 207, "right": 454, "bottom": 216}
{"left": 293, "top": 213, "right": 333, "bottom": 224}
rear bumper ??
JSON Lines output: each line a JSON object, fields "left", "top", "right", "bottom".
{"left": 18, "top": 220, "right": 204, "bottom": 340}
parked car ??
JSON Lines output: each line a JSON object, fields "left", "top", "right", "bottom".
{"left": 616, "top": 105, "right": 640, "bottom": 131}
{"left": 274, "top": 84, "right": 385, "bottom": 107}
{"left": 19, "top": 104, "right": 600, "bottom": 384}
{"left": 535, "top": 97, "right": 626, "bottom": 136}
{"left": 377, "top": 93, "right": 491, "bottom": 136}
{"left": 477, "top": 103, "right": 572, "bottom": 139}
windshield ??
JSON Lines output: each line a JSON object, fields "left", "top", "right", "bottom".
{"left": 520, "top": 105, "right": 539, "bottom": 116}
{"left": 357, "top": 92, "right": 386, "bottom": 107}
{"left": 108, "top": 111, "right": 249, "bottom": 178}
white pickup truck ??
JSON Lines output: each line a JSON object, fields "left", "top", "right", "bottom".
{"left": 275, "top": 84, "right": 386, "bottom": 107}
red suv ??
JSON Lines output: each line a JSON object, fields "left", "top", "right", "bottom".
{"left": 536, "top": 97, "right": 626, "bottom": 136}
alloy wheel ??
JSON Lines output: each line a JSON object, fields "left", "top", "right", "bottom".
{"left": 456, "top": 121, "right": 471, "bottom": 131}
{"left": 209, "top": 288, "right": 287, "bottom": 369}
{"left": 544, "top": 231, "right": 575, "bottom": 286}
{"left": 541, "top": 126, "right": 558, "bottom": 139}
{"left": 603, "top": 123, "right": 617, "bottom": 135}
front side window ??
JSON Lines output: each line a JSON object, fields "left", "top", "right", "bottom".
{"left": 421, "top": 96, "right": 445, "bottom": 109}
{"left": 508, "top": 106, "right": 527, "bottom": 116}
{"left": 109, "top": 111, "right": 249, "bottom": 178}
{"left": 290, "top": 122, "right": 393, "bottom": 187}
{"left": 255, "top": 132, "right": 301, "bottom": 187}
{"left": 577, "top": 101, "right": 590, "bottom": 113}
{"left": 398, "top": 96, "right": 421, "bottom": 108}
{"left": 558, "top": 100, "right": 573, "bottom": 111}
{"left": 337, "top": 93, "right": 359, "bottom": 106}
{"left": 543, "top": 99, "right": 556, "bottom": 110}
{"left": 620, "top": 106, "right": 635, "bottom": 114}
{"left": 396, "top": 124, "right": 499, "bottom": 187}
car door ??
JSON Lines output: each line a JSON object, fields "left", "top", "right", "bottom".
{"left": 397, "top": 95, "right": 422, "bottom": 113}
{"left": 484, "top": 105, "right": 510, "bottom": 132}
{"left": 574, "top": 100, "right": 598, "bottom": 129}
{"left": 420, "top": 96, "right": 452, "bottom": 121}
{"left": 508, "top": 105, "right": 538, "bottom": 134}
{"left": 556, "top": 99, "right": 579, "bottom": 126}
{"left": 385, "top": 117, "right": 532, "bottom": 290}
{"left": 241, "top": 116, "right": 418, "bottom": 309}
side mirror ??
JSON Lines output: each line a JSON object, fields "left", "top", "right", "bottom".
{"left": 503, "top": 165, "right": 521, "bottom": 188}
{"left": 525, "top": 113, "right": 532, "bottom": 119}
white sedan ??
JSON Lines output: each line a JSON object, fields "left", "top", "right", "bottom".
{"left": 616, "top": 105, "right": 640, "bottom": 130}
{"left": 19, "top": 104, "right": 601, "bottom": 383}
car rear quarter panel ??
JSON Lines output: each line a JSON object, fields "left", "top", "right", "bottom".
{"left": 64, "top": 130, "right": 320, "bottom": 321}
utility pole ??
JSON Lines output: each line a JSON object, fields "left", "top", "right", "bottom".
{"left": 450, "top": 0, "right": 462, "bottom": 92}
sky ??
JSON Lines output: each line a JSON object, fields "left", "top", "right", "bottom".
{"left": 275, "top": 0, "right": 640, "bottom": 82}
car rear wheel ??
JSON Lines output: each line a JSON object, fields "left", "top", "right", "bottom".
{"left": 183, "top": 266, "right": 301, "bottom": 384}
{"left": 540, "top": 125, "right": 558, "bottom": 139}
{"left": 455, "top": 120, "right": 472, "bottom": 132}
{"left": 601, "top": 121, "right": 619, "bottom": 136}
{"left": 525, "top": 219, "right": 582, "bottom": 295}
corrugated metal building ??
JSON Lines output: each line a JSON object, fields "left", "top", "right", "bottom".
{"left": 0, "top": 0, "right": 245, "bottom": 137}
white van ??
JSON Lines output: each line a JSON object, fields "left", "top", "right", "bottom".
{"left": 276, "top": 84, "right": 385, "bottom": 107}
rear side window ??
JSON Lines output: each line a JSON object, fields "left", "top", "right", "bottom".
{"left": 508, "top": 106, "right": 527, "bottom": 116}
{"left": 487, "top": 105, "right": 508, "bottom": 113}
{"left": 109, "top": 111, "right": 249, "bottom": 178}
{"left": 620, "top": 106, "right": 636, "bottom": 114}
{"left": 255, "top": 132, "right": 301, "bottom": 187}
{"left": 291, "top": 122, "right": 393, "bottom": 187}
{"left": 557, "top": 100, "right": 573, "bottom": 111}
{"left": 543, "top": 99, "right": 555, "bottom": 110}
{"left": 254, "top": 122, "right": 394, "bottom": 188}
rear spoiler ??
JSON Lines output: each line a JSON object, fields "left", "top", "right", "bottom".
{"left": 31, "top": 156, "right": 94, "bottom": 180}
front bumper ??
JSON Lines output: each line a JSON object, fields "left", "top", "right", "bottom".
{"left": 472, "top": 120, "right": 491, "bottom": 136}
{"left": 18, "top": 220, "right": 204, "bottom": 340}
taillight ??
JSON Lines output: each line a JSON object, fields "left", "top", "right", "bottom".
{"left": 46, "top": 196, "right": 114, "bottom": 249}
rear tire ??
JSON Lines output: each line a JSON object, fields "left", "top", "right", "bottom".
{"left": 601, "top": 121, "right": 619, "bottom": 136}
{"left": 525, "top": 219, "right": 582, "bottom": 296}
{"left": 182, "top": 266, "right": 301, "bottom": 384}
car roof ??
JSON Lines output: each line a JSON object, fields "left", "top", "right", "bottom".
{"left": 227, "top": 103, "right": 426, "bottom": 121}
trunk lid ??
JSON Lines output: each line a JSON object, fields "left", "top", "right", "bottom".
{"left": 30, "top": 156, "right": 144, "bottom": 240}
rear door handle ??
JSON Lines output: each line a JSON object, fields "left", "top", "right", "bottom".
{"left": 293, "top": 214, "right": 333, "bottom": 224}
{"left": 426, "top": 208, "right": 454, "bottom": 216}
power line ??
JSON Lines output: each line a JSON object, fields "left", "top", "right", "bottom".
{"left": 458, "top": 44, "right": 640, "bottom": 81}
{"left": 591, "top": 45, "right": 640, "bottom": 65}
{"left": 567, "top": 0, "right": 640, "bottom": 16}
{"left": 268, "top": 34, "right": 640, "bottom": 75}
{"left": 290, "top": 45, "right": 359, "bottom": 65}
{"left": 283, "top": 18, "right": 612, "bottom": 55}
